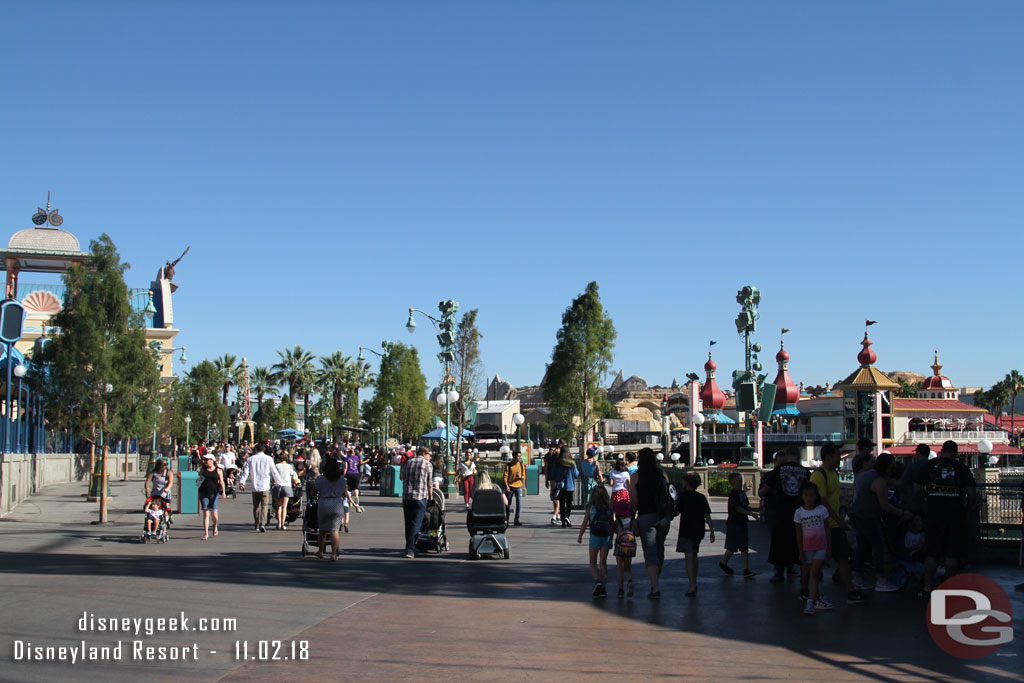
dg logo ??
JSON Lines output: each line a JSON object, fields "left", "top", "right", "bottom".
{"left": 927, "top": 573, "right": 1014, "bottom": 659}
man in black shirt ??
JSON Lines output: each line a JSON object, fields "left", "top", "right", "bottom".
{"left": 915, "top": 440, "right": 976, "bottom": 595}
{"left": 762, "top": 447, "right": 810, "bottom": 582}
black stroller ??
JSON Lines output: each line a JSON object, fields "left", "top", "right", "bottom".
{"left": 300, "top": 479, "right": 319, "bottom": 557}
{"left": 467, "top": 488, "right": 509, "bottom": 560}
{"left": 416, "top": 487, "right": 449, "bottom": 554}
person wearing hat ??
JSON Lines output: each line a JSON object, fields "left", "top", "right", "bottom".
{"left": 915, "top": 440, "right": 976, "bottom": 597}
{"left": 197, "top": 453, "right": 226, "bottom": 540}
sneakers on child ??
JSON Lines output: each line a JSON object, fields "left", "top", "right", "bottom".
{"left": 847, "top": 590, "right": 867, "bottom": 603}
{"left": 593, "top": 582, "right": 603, "bottom": 597}
{"left": 874, "top": 581, "right": 900, "bottom": 593}
{"left": 814, "top": 597, "right": 834, "bottom": 611}
{"left": 617, "top": 588, "right": 625, "bottom": 598}
{"left": 803, "top": 599, "right": 815, "bottom": 615}
{"left": 799, "top": 590, "right": 810, "bottom": 602}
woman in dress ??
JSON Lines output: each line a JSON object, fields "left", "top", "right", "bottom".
{"left": 458, "top": 451, "right": 477, "bottom": 507}
{"left": 197, "top": 454, "right": 225, "bottom": 540}
{"left": 314, "top": 457, "right": 348, "bottom": 560}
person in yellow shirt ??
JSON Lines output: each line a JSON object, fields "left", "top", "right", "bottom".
{"left": 810, "top": 443, "right": 866, "bottom": 604}
{"left": 504, "top": 449, "right": 526, "bottom": 526}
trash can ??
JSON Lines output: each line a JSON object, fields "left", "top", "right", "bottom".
{"left": 178, "top": 471, "right": 198, "bottom": 514}
{"left": 525, "top": 465, "right": 539, "bottom": 496}
{"left": 379, "top": 465, "right": 403, "bottom": 497}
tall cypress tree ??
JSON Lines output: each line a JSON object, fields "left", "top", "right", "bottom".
{"left": 542, "top": 282, "right": 616, "bottom": 455}
{"left": 365, "top": 343, "right": 430, "bottom": 443}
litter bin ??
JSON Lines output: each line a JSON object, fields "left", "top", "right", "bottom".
{"left": 178, "top": 470, "right": 198, "bottom": 514}
{"left": 525, "top": 465, "right": 539, "bottom": 496}
{"left": 379, "top": 465, "right": 403, "bottom": 497}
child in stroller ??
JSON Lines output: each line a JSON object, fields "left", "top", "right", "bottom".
{"left": 142, "top": 497, "right": 170, "bottom": 543}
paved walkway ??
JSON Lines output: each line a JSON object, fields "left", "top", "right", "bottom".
{"left": 0, "top": 476, "right": 1021, "bottom": 682}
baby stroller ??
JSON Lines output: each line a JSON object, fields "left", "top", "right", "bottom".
{"left": 140, "top": 496, "right": 170, "bottom": 543}
{"left": 300, "top": 481, "right": 320, "bottom": 557}
{"left": 416, "top": 487, "right": 449, "bottom": 554}
{"left": 467, "top": 488, "right": 509, "bottom": 560}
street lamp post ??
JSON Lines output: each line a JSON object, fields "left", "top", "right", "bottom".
{"left": 513, "top": 413, "right": 525, "bottom": 455}
{"left": 153, "top": 405, "right": 163, "bottom": 453}
{"left": 383, "top": 404, "right": 393, "bottom": 446}
{"left": 185, "top": 415, "right": 191, "bottom": 448}
{"left": 693, "top": 412, "right": 706, "bottom": 466}
{"left": 13, "top": 364, "right": 26, "bottom": 453}
{"left": 436, "top": 388, "right": 460, "bottom": 480}
{"left": 322, "top": 417, "right": 331, "bottom": 442}
{"left": 406, "top": 301, "right": 459, "bottom": 474}
{"left": 733, "top": 286, "right": 764, "bottom": 467}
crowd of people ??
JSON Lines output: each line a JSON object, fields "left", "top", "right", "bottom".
{"left": 568, "top": 437, "right": 1024, "bottom": 611}
{"left": 148, "top": 434, "right": 1021, "bottom": 602}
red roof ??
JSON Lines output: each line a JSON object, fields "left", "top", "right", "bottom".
{"left": 983, "top": 414, "right": 1024, "bottom": 432}
{"left": 892, "top": 398, "right": 984, "bottom": 412}
{"left": 886, "top": 444, "right": 1021, "bottom": 456}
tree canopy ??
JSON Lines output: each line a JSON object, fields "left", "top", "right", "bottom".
{"left": 542, "top": 281, "right": 616, "bottom": 452}
{"left": 365, "top": 342, "right": 430, "bottom": 442}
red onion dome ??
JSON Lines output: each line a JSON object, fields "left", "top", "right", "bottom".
{"left": 857, "top": 333, "right": 877, "bottom": 366}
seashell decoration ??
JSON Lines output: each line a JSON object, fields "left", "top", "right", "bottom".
{"left": 22, "top": 290, "right": 62, "bottom": 316}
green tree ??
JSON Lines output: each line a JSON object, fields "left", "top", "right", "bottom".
{"left": 319, "top": 351, "right": 353, "bottom": 416}
{"left": 38, "top": 234, "right": 161, "bottom": 521}
{"left": 452, "top": 309, "right": 484, "bottom": 460}
{"left": 347, "top": 359, "right": 375, "bottom": 427}
{"left": 989, "top": 380, "right": 1011, "bottom": 419}
{"left": 249, "top": 366, "right": 277, "bottom": 413}
{"left": 169, "top": 360, "right": 229, "bottom": 444}
{"left": 365, "top": 342, "right": 430, "bottom": 442}
{"left": 272, "top": 345, "right": 316, "bottom": 408}
{"left": 1004, "top": 370, "right": 1023, "bottom": 433}
{"left": 542, "top": 281, "right": 617, "bottom": 455}
{"left": 211, "top": 353, "right": 240, "bottom": 406}
{"left": 895, "top": 377, "right": 923, "bottom": 398}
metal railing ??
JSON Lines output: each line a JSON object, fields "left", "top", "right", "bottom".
{"left": 977, "top": 480, "right": 1022, "bottom": 543}
{"left": 677, "top": 432, "right": 840, "bottom": 444}
{"left": 902, "top": 431, "right": 1008, "bottom": 445}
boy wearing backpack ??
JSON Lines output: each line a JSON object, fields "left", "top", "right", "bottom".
{"left": 578, "top": 485, "right": 614, "bottom": 597}
{"left": 675, "top": 472, "right": 715, "bottom": 597}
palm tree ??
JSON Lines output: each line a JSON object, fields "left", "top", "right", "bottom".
{"left": 350, "top": 359, "right": 376, "bottom": 420}
{"left": 319, "top": 352, "right": 353, "bottom": 415}
{"left": 211, "top": 354, "right": 239, "bottom": 405}
{"left": 1005, "top": 370, "right": 1023, "bottom": 434}
{"left": 989, "top": 381, "right": 1011, "bottom": 420}
{"left": 249, "top": 366, "right": 277, "bottom": 413}
{"left": 272, "top": 346, "right": 317, "bottom": 408}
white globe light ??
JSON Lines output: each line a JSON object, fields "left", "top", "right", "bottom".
{"left": 437, "top": 419, "right": 446, "bottom": 428}
{"left": 596, "top": 445, "right": 604, "bottom": 455}
{"left": 513, "top": 413, "right": 525, "bottom": 426}
{"left": 656, "top": 453, "right": 664, "bottom": 461}
{"left": 13, "top": 365, "right": 26, "bottom": 378}
{"left": 500, "top": 444, "right": 510, "bottom": 455}
{"left": 988, "top": 454, "right": 1000, "bottom": 466}
{"left": 978, "top": 439, "right": 993, "bottom": 455}
{"left": 435, "top": 393, "right": 447, "bottom": 406}
{"left": 447, "top": 389, "right": 460, "bottom": 404}
{"left": 693, "top": 413, "right": 706, "bottom": 426}
{"left": 607, "top": 444, "right": 615, "bottom": 454}
{"left": 616, "top": 453, "right": 624, "bottom": 460}
{"left": 708, "top": 459, "right": 716, "bottom": 465}
{"left": 671, "top": 453, "right": 681, "bottom": 462}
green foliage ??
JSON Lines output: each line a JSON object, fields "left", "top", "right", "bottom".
{"left": 365, "top": 342, "right": 430, "bottom": 442}
{"left": 38, "top": 234, "right": 161, "bottom": 442}
{"left": 1005, "top": 370, "right": 1023, "bottom": 432}
{"left": 452, "top": 309, "right": 483, "bottom": 458}
{"left": 542, "top": 282, "right": 617, "bottom": 451}
{"left": 249, "top": 366, "right": 277, "bottom": 411}
{"left": 708, "top": 474, "right": 731, "bottom": 497}
{"left": 169, "top": 360, "right": 230, "bottom": 443}
{"left": 211, "top": 354, "right": 240, "bottom": 405}
{"left": 895, "top": 377, "right": 923, "bottom": 398}
{"left": 272, "top": 345, "right": 316, "bottom": 406}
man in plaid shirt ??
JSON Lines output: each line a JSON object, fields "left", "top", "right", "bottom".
{"left": 400, "top": 446, "right": 434, "bottom": 558}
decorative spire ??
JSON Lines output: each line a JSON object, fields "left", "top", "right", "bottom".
{"left": 931, "top": 350, "right": 943, "bottom": 377}
{"left": 773, "top": 338, "right": 799, "bottom": 408}
{"left": 857, "top": 331, "right": 877, "bottom": 367}
{"left": 700, "top": 351, "right": 726, "bottom": 412}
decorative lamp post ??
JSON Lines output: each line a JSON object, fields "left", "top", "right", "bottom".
{"left": 383, "top": 404, "right": 393, "bottom": 446}
{"left": 322, "top": 417, "right": 331, "bottom": 442}
{"left": 13, "top": 364, "right": 26, "bottom": 452}
{"left": 153, "top": 405, "right": 163, "bottom": 453}
{"left": 733, "top": 286, "right": 764, "bottom": 466}
{"left": 406, "top": 301, "right": 459, "bottom": 480}
{"left": 179, "top": 346, "right": 188, "bottom": 365}
{"left": 184, "top": 415, "right": 191, "bottom": 447}
{"left": 693, "top": 412, "right": 706, "bottom": 466}
{"left": 513, "top": 412, "right": 525, "bottom": 451}
{"left": 978, "top": 438, "right": 994, "bottom": 468}
{"left": 500, "top": 443, "right": 511, "bottom": 461}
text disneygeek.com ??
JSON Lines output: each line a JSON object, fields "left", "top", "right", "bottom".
{"left": 11, "top": 612, "right": 309, "bottom": 664}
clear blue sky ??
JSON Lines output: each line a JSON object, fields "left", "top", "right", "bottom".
{"left": 2, "top": 2, "right": 1022, "bottom": 395}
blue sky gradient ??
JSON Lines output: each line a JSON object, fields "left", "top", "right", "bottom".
{"left": 2, "top": 2, "right": 1021, "bottom": 393}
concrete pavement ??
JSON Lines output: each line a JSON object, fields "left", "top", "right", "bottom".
{"left": 1, "top": 475, "right": 1022, "bottom": 682}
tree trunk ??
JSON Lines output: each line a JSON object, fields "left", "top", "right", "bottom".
{"left": 99, "top": 403, "right": 108, "bottom": 524}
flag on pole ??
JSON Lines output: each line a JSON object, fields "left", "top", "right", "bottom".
{"left": 866, "top": 320, "right": 877, "bottom": 327}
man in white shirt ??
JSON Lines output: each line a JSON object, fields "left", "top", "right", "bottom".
{"left": 237, "top": 444, "right": 285, "bottom": 532}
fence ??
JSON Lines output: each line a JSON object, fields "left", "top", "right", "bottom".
{"left": 977, "top": 480, "right": 1022, "bottom": 544}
